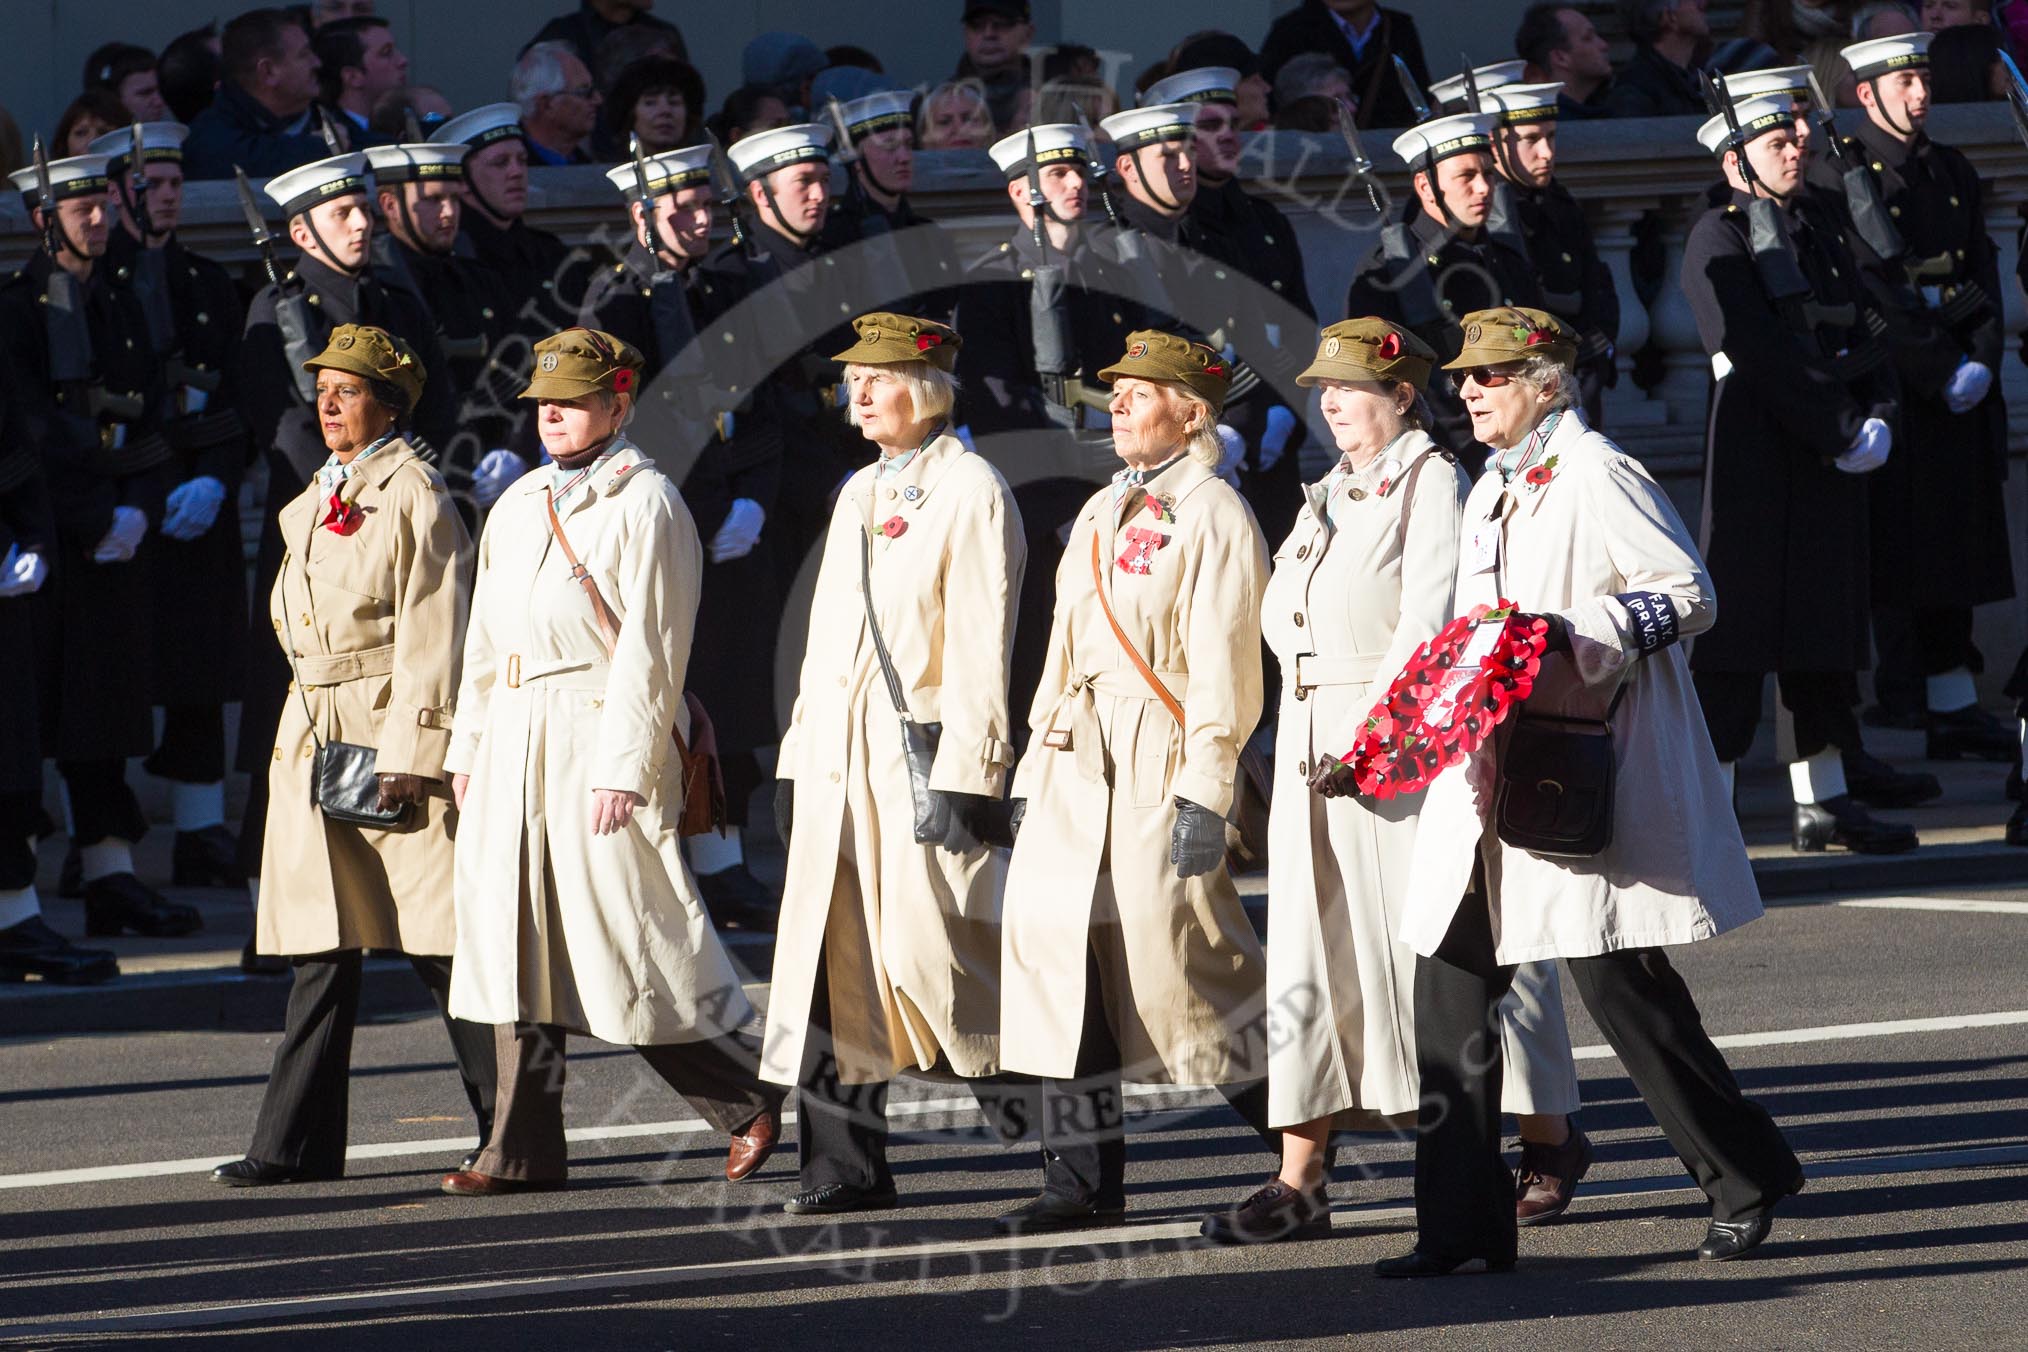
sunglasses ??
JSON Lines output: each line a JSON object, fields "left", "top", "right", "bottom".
{"left": 1459, "top": 364, "right": 1523, "bottom": 388}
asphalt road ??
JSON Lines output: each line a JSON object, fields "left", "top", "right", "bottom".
{"left": 2, "top": 883, "right": 2026, "bottom": 1350}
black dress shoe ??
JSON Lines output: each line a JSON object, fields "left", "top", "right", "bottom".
{"left": 1374, "top": 1249, "right": 1515, "bottom": 1278}
{"left": 83, "top": 873, "right": 204, "bottom": 937}
{"left": 57, "top": 846, "right": 83, "bottom": 900}
{"left": 782, "top": 1181, "right": 899, "bottom": 1216}
{"left": 1200, "top": 1178, "right": 1330, "bottom": 1244}
{"left": 694, "top": 863, "right": 777, "bottom": 932}
{"left": 211, "top": 1158, "right": 334, "bottom": 1187}
{"left": 1927, "top": 705, "right": 2019, "bottom": 763}
{"left": 2006, "top": 761, "right": 2022, "bottom": 804}
{"left": 1841, "top": 750, "right": 1942, "bottom": 809}
{"left": 0, "top": 916, "right": 119, "bottom": 985}
{"left": 460, "top": 1150, "right": 481, "bottom": 1171}
{"left": 2008, "top": 803, "right": 2028, "bottom": 848}
{"left": 172, "top": 825, "right": 243, "bottom": 888}
{"left": 992, "top": 1191, "right": 1124, "bottom": 1235}
{"left": 1697, "top": 1214, "right": 1775, "bottom": 1261}
{"left": 1792, "top": 797, "right": 1917, "bottom": 854}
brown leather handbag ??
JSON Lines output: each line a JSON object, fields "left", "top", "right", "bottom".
{"left": 544, "top": 488, "right": 727, "bottom": 837}
{"left": 1089, "top": 533, "right": 1271, "bottom": 872}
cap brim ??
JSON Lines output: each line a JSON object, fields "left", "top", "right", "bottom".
{"left": 518, "top": 375, "right": 612, "bottom": 400}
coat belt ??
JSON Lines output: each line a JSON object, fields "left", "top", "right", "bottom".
{"left": 1043, "top": 668, "right": 1190, "bottom": 783}
{"left": 292, "top": 643, "right": 395, "bottom": 687}
{"left": 1292, "top": 653, "right": 1385, "bottom": 691}
{"left": 503, "top": 654, "right": 611, "bottom": 690}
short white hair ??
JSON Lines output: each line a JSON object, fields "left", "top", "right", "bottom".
{"left": 1511, "top": 351, "right": 1575, "bottom": 414}
{"left": 511, "top": 41, "right": 576, "bottom": 117}
{"left": 1176, "top": 389, "right": 1223, "bottom": 467}
{"left": 843, "top": 359, "right": 959, "bottom": 427}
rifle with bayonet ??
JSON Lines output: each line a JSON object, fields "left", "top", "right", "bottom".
{"left": 126, "top": 122, "right": 154, "bottom": 238}
{"left": 1805, "top": 70, "right": 1904, "bottom": 264}
{"left": 30, "top": 137, "right": 59, "bottom": 261}
{"left": 1071, "top": 108, "right": 1124, "bottom": 231}
{"left": 1332, "top": 99, "right": 1388, "bottom": 219}
{"left": 703, "top": 129, "right": 758, "bottom": 260}
{"left": 234, "top": 167, "right": 320, "bottom": 403}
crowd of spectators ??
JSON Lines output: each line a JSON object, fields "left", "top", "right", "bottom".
{"left": 14, "top": 0, "right": 2028, "bottom": 192}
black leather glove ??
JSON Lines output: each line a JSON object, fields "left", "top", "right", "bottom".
{"left": 376, "top": 773, "right": 428, "bottom": 812}
{"left": 1169, "top": 796, "right": 1225, "bottom": 879}
{"left": 773, "top": 779, "right": 794, "bottom": 845}
{"left": 936, "top": 791, "right": 997, "bottom": 854}
{"left": 1008, "top": 798, "right": 1026, "bottom": 842}
{"left": 1524, "top": 612, "right": 1572, "bottom": 656}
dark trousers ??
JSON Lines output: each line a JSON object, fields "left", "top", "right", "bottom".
{"left": 480, "top": 1021, "right": 781, "bottom": 1182}
{"left": 144, "top": 703, "right": 226, "bottom": 785}
{"left": 248, "top": 951, "right": 497, "bottom": 1176}
{"left": 1011, "top": 946, "right": 1277, "bottom": 1209}
{"left": 1694, "top": 670, "right": 1863, "bottom": 765}
{"left": 721, "top": 750, "right": 762, "bottom": 832}
{"left": 1412, "top": 878, "right": 1798, "bottom": 1263}
{"left": 0, "top": 791, "right": 38, "bottom": 891}
{"left": 57, "top": 758, "right": 146, "bottom": 848}
{"left": 794, "top": 943, "right": 1023, "bottom": 1192}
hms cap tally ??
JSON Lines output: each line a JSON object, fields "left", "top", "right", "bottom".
{"left": 602, "top": 145, "right": 713, "bottom": 200}
{"left": 1391, "top": 112, "right": 1498, "bottom": 168}
{"left": 837, "top": 90, "right": 915, "bottom": 140}
{"left": 262, "top": 152, "right": 371, "bottom": 218}
{"left": 1428, "top": 59, "right": 1528, "bottom": 109}
{"left": 1695, "top": 93, "right": 1798, "bottom": 155}
{"left": 987, "top": 122, "right": 1089, "bottom": 178}
{"left": 1140, "top": 66, "right": 1240, "bottom": 107}
{"left": 428, "top": 102, "right": 526, "bottom": 153}
{"left": 364, "top": 141, "right": 467, "bottom": 184}
{"left": 87, "top": 120, "right": 188, "bottom": 169}
{"left": 1099, "top": 102, "right": 1200, "bottom": 154}
{"left": 8, "top": 154, "right": 112, "bottom": 205}
{"left": 725, "top": 123, "right": 833, "bottom": 183}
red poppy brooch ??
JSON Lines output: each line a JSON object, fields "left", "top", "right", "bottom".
{"left": 1336, "top": 601, "right": 1549, "bottom": 800}
{"left": 880, "top": 515, "right": 907, "bottom": 538}
{"left": 1522, "top": 455, "right": 1559, "bottom": 493}
{"left": 319, "top": 491, "right": 363, "bottom": 536}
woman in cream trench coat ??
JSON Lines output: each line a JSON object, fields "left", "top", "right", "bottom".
{"left": 997, "top": 331, "right": 1276, "bottom": 1235}
{"left": 444, "top": 328, "right": 780, "bottom": 1194}
{"left": 764, "top": 312, "right": 1026, "bottom": 1216}
{"left": 213, "top": 325, "right": 496, "bottom": 1188}
{"left": 1380, "top": 309, "right": 1800, "bottom": 1279}
{"left": 1201, "top": 319, "right": 1580, "bottom": 1245}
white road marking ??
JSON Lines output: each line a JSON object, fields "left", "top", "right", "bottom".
{"left": 5, "top": 1009, "right": 2026, "bottom": 1190}
{"left": 1838, "top": 896, "right": 2028, "bottom": 916}
{"left": 7, "top": 1142, "right": 2027, "bottom": 1337}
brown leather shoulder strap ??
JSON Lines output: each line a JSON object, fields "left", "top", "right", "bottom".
{"left": 545, "top": 487, "right": 621, "bottom": 657}
{"left": 1089, "top": 530, "right": 1187, "bottom": 730}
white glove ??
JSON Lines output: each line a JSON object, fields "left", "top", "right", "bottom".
{"left": 1834, "top": 416, "right": 1891, "bottom": 475}
{"left": 1258, "top": 404, "right": 1298, "bottom": 472}
{"left": 1214, "top": 423, "right": 1246, "bottom": 488}
{"left": 0, "top": 544, "right": 47, "bottom": 597}
{"left": 473, "top": 449, "right": 528, "bottom": 509}
{"left": 708, "top": 497, "right": 765, "bottom": 563}
{"left": 1944, "top": 357, "right": 1992, "bottom": 415}
{"left": 91, "top": 506, "right": 148, "bottom": 563}
{"left": 160, "top": 476, "right": 227, "bottom": 542}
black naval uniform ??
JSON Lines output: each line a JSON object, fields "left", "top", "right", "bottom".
{"left": 694, "top": 221, "right": 862, "bottom": 604}
{"left": 820, "top": 175, "right": 964, "bottom": 323}
{"left": 105, "top": 225, "right": 251, "bottom": 878}
{"left": 235, "top": 253, "right": 455, "bottom": 879}
{"left": 1811, "top": 120, "right": 2015, "bottom": 743}
{"left": 578, "top": 239, "right": 785, "bottom": 828}
{"left": 1680, "top": 188, "right": 1899, "bottom": 775}
{"left": 1186, "top": 176, "right": 1317, "bottom": 547}
{"left": 1496, "top": 175, "right": 1619, "bottom": 425}
{"left": 0, "top": 248, "right": 187, "bottom": 930}
{"left": 375, "top": 233, "right": 523, "bottom": 515}
{"left": 1345, "top": 206, "right": 1544, "bottom": 474}
{"left": 955, "top": 226, "right": 1146, "bottom": 714}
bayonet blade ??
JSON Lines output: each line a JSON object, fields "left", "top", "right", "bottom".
{"left": 315, "top": 105, "right": 344, "bottom": 156}
{"left": 825, "top": 97, "right": 859, "bottom": 164}
{"left": 233, "top": 167, "right": 273, "bottom": 248}
{"left": 1392, "top": 56, "right": 1431, "bottom": 123}
{"left": 1334, "top": 98, "right": 1372, "bottom": 173}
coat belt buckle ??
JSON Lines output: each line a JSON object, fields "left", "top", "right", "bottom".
{"left": 506, "top": 653, "right": 522, "bottom": 689}
{"left": 1042, "top": 726, "right": 1072, "bottom": 750}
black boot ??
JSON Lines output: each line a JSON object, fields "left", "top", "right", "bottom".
{"left": 2007, "top": 803, "right": 2028, "bottom": 848}
{"left": 1792, "top": 796, "right": 1918, "bottom": 855}
{"left": 82, "top": 873, "right": 203, "bottom": 938}
{"left": 172, "top": 824, "right": 243, "bottom": 888}
{"left": 0, "top": 916, "right": 120, "bottom": 984}
{"left": 693, "top": 863, "right": 776, "bottom": 931}
{"left": 1926, "top": 706, "right": 2018, "bottom": 763}
{"left": 1841, "top": 750, "right": 1941, "bottom": 808}
{"left": 240, "top": 936, "right": 290, "bottom": 975}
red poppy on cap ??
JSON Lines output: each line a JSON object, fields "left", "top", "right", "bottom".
{"left": 611, "top": 368, "right": 636, "bottom": 394}
{"left": 1376, "top": 331, "right": 1403, "bottom": 360}
{"left": 915, "top": 333, "right": 941, "bottom": 352}
{"left": 1524, "top": 328, "right": 1551, "bottom": 347}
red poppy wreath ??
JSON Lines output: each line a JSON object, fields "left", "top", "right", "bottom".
{"left": 1336, "top": 601, "right": 1550, "bottom": 799}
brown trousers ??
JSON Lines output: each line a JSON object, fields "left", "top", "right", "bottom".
{"left": 475, "top": 1022, "right": 783, "bottom": 1182}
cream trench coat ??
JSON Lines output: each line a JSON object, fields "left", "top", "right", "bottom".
{"left": 1000, "top": 454, "right": 1270, "bottom": 1085}
{"left": 1262, "top": 432, "right": 1578, "bottom": 1128}
{"left": 258, "top": 440, "right": 467, "bottom": 957}
{"left": 1401, "top": 411, "right": 1763, "bottom": 963}
{"left": 445, "top": 440, "right": 753, "bottom": 1047}
{"left": 763, "top": 434, "right": 1025, "bottom": 1086}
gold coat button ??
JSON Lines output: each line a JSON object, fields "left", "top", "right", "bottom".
{"left": 1297, "top": 759, "right": 1309, "bottom": 776}
{"left": 301, "top": 613, "right": 311, "bottom": 626}
{"left": 1295, "top": 544, "right": 1309, "bottom": 560}
{"left": 302, "top": 745, "right": 314, "bottom": 758}
{"left": 272, "top": 747, "right": 281, "bottom": 761}
{"left": 1294, "top": 687, "right": 1308, "bottom": 701}
{"left": 829, "top": 770, "right": 841, "bottom": 783}
{"left": 1293, "top": 613, "right": 1305, "bottom": 628}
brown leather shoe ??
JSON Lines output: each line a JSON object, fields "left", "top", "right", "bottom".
{"left": 726, "top": 1105, "right": 780, "bottom": 1182}
{"left": 1514, "top": 1128, "right": 1593, "bottom": 1226}
{"left": 440, "top": 1169, "right": 564, "bottom": 1196}
{"left": 1200, "top": 1177, "right": 1332, "bottom": 1244}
